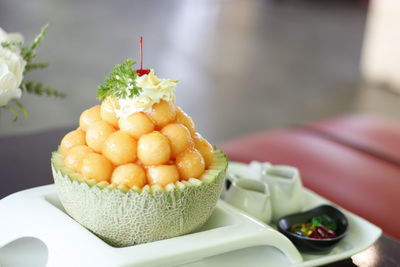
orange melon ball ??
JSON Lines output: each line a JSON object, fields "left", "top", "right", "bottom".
{"left": 102, "top": 131, "right": 137, "bottom": 165}
{"left": 111, "top": 163, "right": 146, "bottom": 188}
{"left": 146, "top": 165, "right": 179, "bottom": 187}
{"left": 176, "top": 148, "right": 205, "bottom": 180}
{"left": 176, "top": 107, "right": 196, "bottom": 135}
{"left": 161, "top": 123, "right": 193, "bottom": 158}
{"left": 60, "top": 129, "right": 86, "bottom": 155}
{"left": 193, "top": 133, "right": 214, "bottom": 168}
{"left": 119, "top": 112, "right": 155, "bottom": 139}
{"left": 137, "top": 132, "right": 171, "bottom": 165}
{"left": 100, "top": 97, "right": 119, "bottom": 128}
{"left": 81, "top": 152, "right": 113, "bottom": 182}
{"left": 86, "top": 121, "right": 116, "bottom": 152}
{"left": 149, "top": 100, "right": 176, "bottom": 128}
{"left": 64, "top": 145, "right": 93, "bottom": 172}
{"left": 79, "top": 105, "right": 101, "bottom": 131}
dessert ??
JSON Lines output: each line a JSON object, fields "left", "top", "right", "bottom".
{"left": 51, "top": 45, "right": 227, "bottom": 246}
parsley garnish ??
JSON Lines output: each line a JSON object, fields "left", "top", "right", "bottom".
{"left": 97, "top": 59, "right": 142, "bottom": 101}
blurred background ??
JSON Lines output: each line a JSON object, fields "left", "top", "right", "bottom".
{"left": 0, "top": 0, "right": 399, "bottom": 144}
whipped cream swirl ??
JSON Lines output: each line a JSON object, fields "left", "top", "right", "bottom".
{"left": 114, "top": 69, "right": 178, "bottom": 118}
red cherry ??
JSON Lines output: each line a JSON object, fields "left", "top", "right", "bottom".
{"left": 136, "top": 69, "right": 150, "bottom": 76}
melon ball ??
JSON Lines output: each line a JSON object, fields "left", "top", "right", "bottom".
{"left": 111, "top": 163, "right": 146, "bottom": 188}
{"left": 86, "top": 121, "right": 116, "bottom": 152}
{"left": 119, "top": 112, "right": 154, "bottom": 139}
{"left": 149, "top": 100, "right": 176, "bottom": 128}
{"left": 161, "top": 123, "right": 193, "bottom": 158}
{"left": 81, "top": 152, "right": 113, "bottom": 182}
{"left": 193, "top": 133, "right": 214, "bottom": 168}
{"left": 137, "top": 132, "right": 171, "bottom": 165}
{"left": 176, "top": 148, "right": 205, "bottom": 180}
{"left": 146, "top": 165, "right": 179, "bottom": 187}
{"left": 176, "top": 107, "right": 196, "bottom": 135}
{"left": 60, "top": 129, "right": 86, "bottom": 155}
{"left": 100, "top": 97, "right": 119, "bottom": 128}
{"left": 64, "top": 145, "right": 93, "bottom": 172}
{"left": 79, "top": 105, "right": 101, "bottom": 131}
{"left": 102, "top": 131, "right": 137, "bottom": 165}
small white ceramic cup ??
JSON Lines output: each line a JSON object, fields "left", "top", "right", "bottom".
{"left": 223, "top": 174, "right": 272, "bottom": 224}
{"left": 261, "top": 165, "right": 303, "bottom": 222}
{"left": 227, "top": 161, "right": 272, "bottom": 181}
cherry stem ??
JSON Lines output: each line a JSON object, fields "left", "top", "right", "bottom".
{"left": 139, "top": 36, "right": 143, "bottom": 70}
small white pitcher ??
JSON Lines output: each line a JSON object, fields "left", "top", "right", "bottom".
{"left": 261, "top": 165, "right": 303, "bottom": 222}
{"left": 223, "top": 175, "right": 272, "bottom": 224}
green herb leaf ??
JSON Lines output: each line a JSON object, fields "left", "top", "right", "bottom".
{"left": 21, "top": 81, "right": 67, "bottom": 98}
{"left": 12, "top": 100, "right": 28, "bottom": 119}
{"left": 1, "top": 41, "right": 23, "bottom": 49}
{"left": 25, "top": 62, "right": 49, "bottom": 72}
{"left": 21, "top": 24, "right": 48, "bottom": 68}
{"left": 311, "top": 215, "right": 337, "bottom": 231}
{"left": 97, "top": 59, "right": 142, "bottom": 101}
{"left": 2, "top": 104, "right": 19, "bottom": 121}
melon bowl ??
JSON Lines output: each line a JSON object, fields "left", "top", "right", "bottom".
{"left": 51, "top": 149, "right": 227, "bottom": 247}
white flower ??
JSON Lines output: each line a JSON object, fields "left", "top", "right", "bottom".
{"left": 0, "top": 28, "right": 25, "bottom": 107}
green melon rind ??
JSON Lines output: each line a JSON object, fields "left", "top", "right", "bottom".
{"left": 51, "top": 149, "right": 227, "bottom": 247}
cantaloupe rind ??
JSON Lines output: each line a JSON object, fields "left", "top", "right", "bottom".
{"left": 51, "top": 149, "right": 227, "bottom": 247}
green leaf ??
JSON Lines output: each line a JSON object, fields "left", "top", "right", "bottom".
{"left": 96, "top": 59, "right": 142, "bottom": 101}
{"left": 1, "top": 41, "right": 23, "bottom": 49}
{"left": 21, "top": 81, "right": 67, "bottom": 98}
{"left": 21, "top": 24, "right": 49, "bottom": 66}
{"left": 311, "top": 215, "right": 337, "bottom": 231}
{"left": 2, "top": 104, "right": 19, "bottom": 121}
{"left": 25, "top": 62, "right": 49, "bottom": 72}
{"left": 12, "top": 100, "right": 28, "bottom": 119}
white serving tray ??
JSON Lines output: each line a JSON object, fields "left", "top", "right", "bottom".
{"left": 0, "top": 184, "right": 381, "bottom": 267}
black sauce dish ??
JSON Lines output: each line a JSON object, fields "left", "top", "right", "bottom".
{"left": 277, "top": 205, "right": 349, "bottom": 254}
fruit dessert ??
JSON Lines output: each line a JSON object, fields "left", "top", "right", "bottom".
{"left": 51, "top": 51, "right": 227, "bottom": 247}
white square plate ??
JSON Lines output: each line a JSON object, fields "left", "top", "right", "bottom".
{"left": 0, "top": 184, "right": 381, "bottom": 267}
